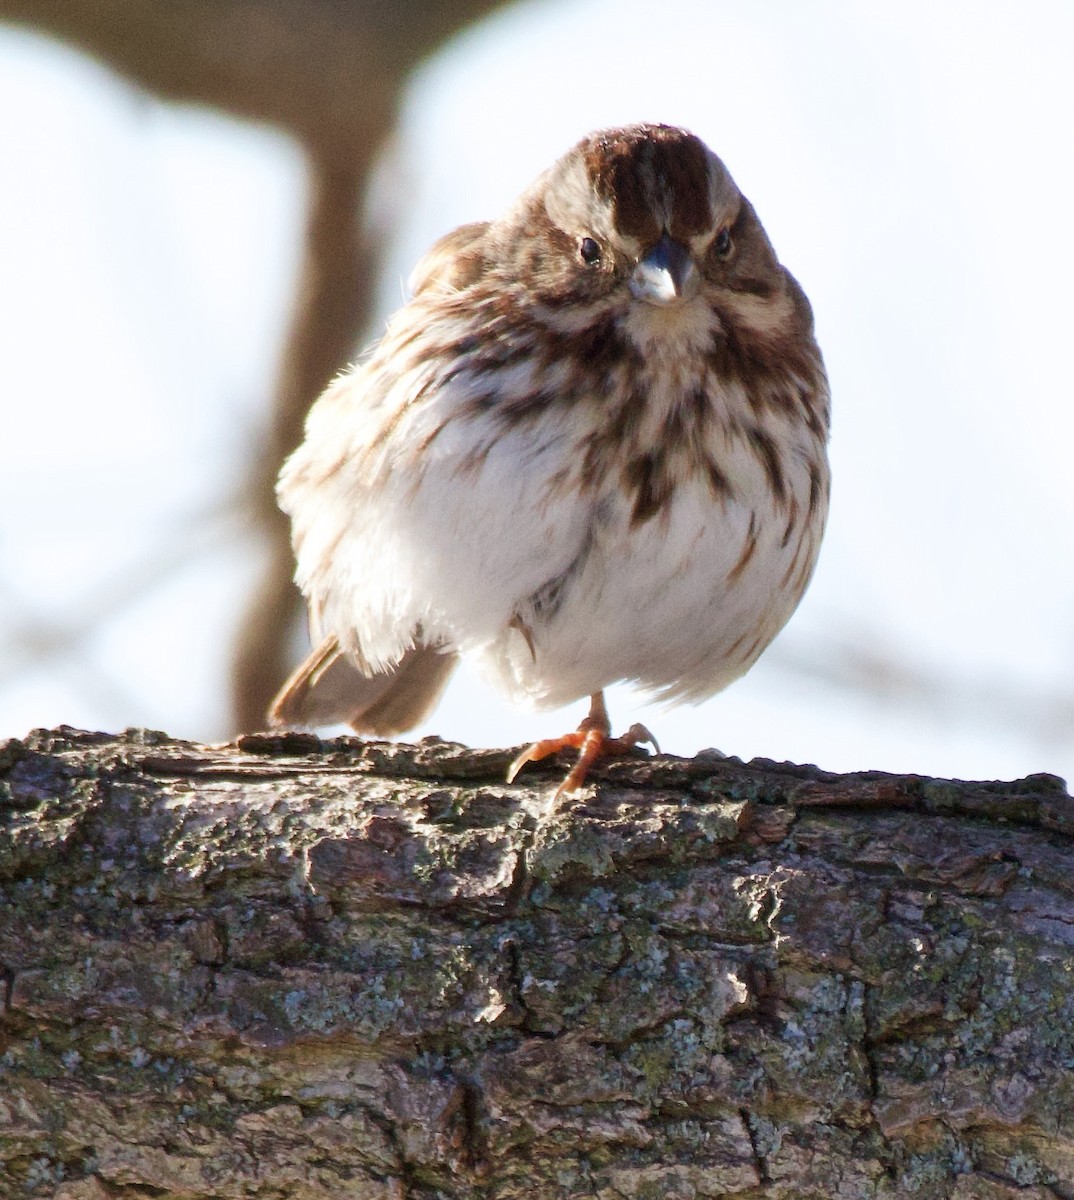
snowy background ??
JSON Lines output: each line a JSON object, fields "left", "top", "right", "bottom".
{"left": 2, "top": 0, "right": 1072, "bottom": 785}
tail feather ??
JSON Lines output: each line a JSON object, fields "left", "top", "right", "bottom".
{"left": 269, "top": 636, "right": 458, "bottom": 736}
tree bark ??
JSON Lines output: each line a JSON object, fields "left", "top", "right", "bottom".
{"left": 1, "top": 727, "right": 1073, "bottom": 1199}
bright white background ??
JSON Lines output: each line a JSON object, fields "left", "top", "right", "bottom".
{"left": 2, "top": 0, "right": 1072, "bottom": 785}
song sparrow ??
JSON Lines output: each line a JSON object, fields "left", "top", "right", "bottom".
{"left": 271, "top": 124, "right": 830, "bottom": 794}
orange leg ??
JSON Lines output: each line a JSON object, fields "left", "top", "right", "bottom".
{"left": 506, "top": 691, "right": 659, "bottom": 797}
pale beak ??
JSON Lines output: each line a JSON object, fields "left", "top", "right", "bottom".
{"left": 629, "top": 234, "right": 699, "bottom": 305}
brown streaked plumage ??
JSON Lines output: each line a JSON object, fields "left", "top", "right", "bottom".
{"left": 727, "top": 512, "right": 761, "bottom": 585}
{"left": 271, "top": 124, "right": 831, "bottom": 796}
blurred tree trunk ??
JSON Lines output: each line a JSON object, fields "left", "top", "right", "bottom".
{"left": 2, "top": 727, "right": 1074, "bottom": 1198}
{"left": 0, "top": 0, "right": 506, "bottom": 733}
{"left": 234, "top": 155, "right": 375, "bottom": 735}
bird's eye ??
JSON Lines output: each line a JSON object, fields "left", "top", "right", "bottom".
{"left": 579, "top": 237, "right": 602, "bottom": 265}
{"left": 714, "top": 228, "right": 733, "bottom": 259}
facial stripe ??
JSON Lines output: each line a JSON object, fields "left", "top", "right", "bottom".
{"left": 581, "top": 125, "right": 719, "bottom": 243}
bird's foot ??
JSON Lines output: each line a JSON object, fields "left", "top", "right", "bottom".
{"left": 506, "top": 720, "right": 659, "bottom": 798}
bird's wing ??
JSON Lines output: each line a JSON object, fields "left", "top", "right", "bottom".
{"left": 408, "top": 221, "right": 492, "bottom": 296}
{"left": 279, "top": 211, "right": 600, "bottom": 676}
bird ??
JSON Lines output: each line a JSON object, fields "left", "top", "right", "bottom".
{"left": 270, "top": 123, "right": 831, "bottom": 795}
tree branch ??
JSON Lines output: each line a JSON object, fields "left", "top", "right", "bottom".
{"left": 0, "top": 0, "right": 498, "bottom": 160}
{"left": 230, "top": 155, "right": 374, "bottom": 735}
{"left": 2, "top": 728, "right": 1073, "bottom": 1197}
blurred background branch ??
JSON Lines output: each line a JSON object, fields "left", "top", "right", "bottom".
{"left": 0, "top": 0, "right": 504, "bottom": 731}
{"left": 0, "top": 0, "right": 501, "bottom": 157}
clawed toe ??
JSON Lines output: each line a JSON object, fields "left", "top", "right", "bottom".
{"left": 619, "top": 723, "right": 660, "bottom": 755}
{"left": 506, "top": 694, "right": 659, "bottom": 797}
{"left": 505, "top": 731, "right": 585, "bottom": 785}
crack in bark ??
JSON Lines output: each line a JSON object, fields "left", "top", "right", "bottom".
{"left": 503, "top": 937, "right": 554, "bottom": 1040}
{"left": 0, "top": 963, "right": 12, "bottom": 1015}
{"left": 597, "top": 1009, "right": 698, "bottom": 1056}
{"left": 859, "top": 980, "right": 900, "bottom": 1186}
{"left": 739, "top": 961, "right": 783, "bottom": 1032}
{"left": 457, "top": 1077, "right": 489, "bottom": 1179}
{"left": 739, "top": 1106, "right": 771, "bottom": 1185}
{"left": 756, "top": 883, "right": 783, "bottom": 941}
{"left": 502, "top": 815, "right": 537, "bottom": 917}
{"left": 860, "top": 980, "right": 881, "bottom": 1108}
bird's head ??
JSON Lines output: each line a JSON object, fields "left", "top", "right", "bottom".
{"left": 493, "top": 123, "right": 791, "bottom": 334}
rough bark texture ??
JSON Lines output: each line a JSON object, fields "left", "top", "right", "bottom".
{"left": 1, "top": 727, "right": 1073, "bottom": 1199}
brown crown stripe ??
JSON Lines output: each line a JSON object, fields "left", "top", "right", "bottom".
{"left": 582, "top": 125, "right": 715, "bottom": 241}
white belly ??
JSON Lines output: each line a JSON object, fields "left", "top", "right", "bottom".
{"left": 477, "top": 469, "right": 823, "bottom": 710}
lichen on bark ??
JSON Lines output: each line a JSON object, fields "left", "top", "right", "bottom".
{"left": 1, "top": 726, "right": 1073, "bottom": 1199}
